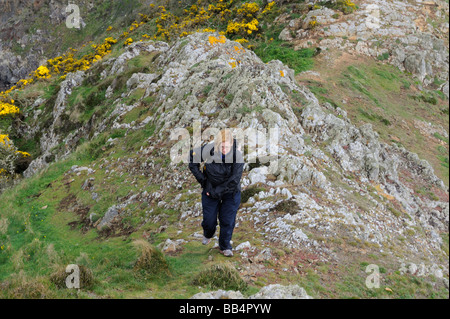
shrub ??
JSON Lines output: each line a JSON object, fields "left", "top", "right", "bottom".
{"left": 334, "top": 0, "right": 357, "bottom": 14}
{"left": 241, "top": 186, "right": 266, "bottom": 203}
{"left": 271, "top": 199, "right": 299, "bottom": 215}
{"left": 410, "top": 91, "right": 439, "bottom": 105}
{"left": 133, "top": 240, "right": 170, "bottom": 278}
{"left": 192, "top": 262, "right": 247, "bottom": 291}
{"left": 0, "top": 134, "right": 31, "bottom": 178}
{"left": 49, "top": 264, "right": 95, "bottom": 289}
{"left": 84, "top": 88, "right": 106, "bottom": 112}
{"left": 377, "top": 52, "right": 390, "bottom": 61}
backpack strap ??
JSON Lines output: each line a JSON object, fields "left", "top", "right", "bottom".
{"left": 233, "top": 139, "right": 237, "bottom": 163}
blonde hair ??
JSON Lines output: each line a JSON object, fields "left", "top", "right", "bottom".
{"left": 214, "top": 128, "right": 234, "bottom": 150}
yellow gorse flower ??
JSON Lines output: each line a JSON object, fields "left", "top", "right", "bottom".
{"left": 0, "top": 133, "right": 29, "bottom": 171}
{"left": 236, "top": 2, "right": 259, "bottom": 18}
{"left": 226, "top": 18, "right": 259, "bottom": 35}
{"left": 261, "top": 1, "right": 275, "bottom": 14}
{"left": 0, "top": 134, "right": 12, "bottom": 146}
{"left": 34, "top": 65, "right": 51, "bottom": 79}
{"left": 235, "top": 38, "right": 248, "bottom": 44}
{"left": 0, "top": 0, "right": 274, "bottom": 102}
{"left": 15, "top": 150, "right": 31, "bottom": 157}
{"left": 0, "top": 100, "right": 20, "bottom": 117}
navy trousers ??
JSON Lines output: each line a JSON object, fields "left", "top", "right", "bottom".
{"left": 201, "top": 189, "right": 241, "bottom": 251}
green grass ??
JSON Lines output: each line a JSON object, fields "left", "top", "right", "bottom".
{"left": 0, "top": 133, "right": 197, "bottom": 298}
{"left": 434, "top": 133, "right": 449, "bottom": 144}
{"left": 377, "top": 52, "right": 390, "bottom": 61}
{"left": 237, "top": 104, "right": 264, "bottom": 114}
{"left": 253, "top": 23, "right": 315, "bottom": 74}
{"left": 343, "top": 66, "right": 381, "bottom": 107}
{"left": 326, "top": 261, "right": 448, "bottom": 299}
{"left": 306, "top": 81, "right": 342, "bottom": 109}
{"left": 192, "top": 262, "right": 248, "bottom": 291}
{"left": 241, "top": 185, "right": 266, "bottom": 203}
{"left": 414, "top": 91, "right": 439, "bottom": 105}
{"left": 254, "top": 41, "right": 315, "bottom": 74}
{"left": 0, "top": 100, "right": 227, "bottom": 298}
{"left": 358, "top": 108, "right": 391, "bottom": 126}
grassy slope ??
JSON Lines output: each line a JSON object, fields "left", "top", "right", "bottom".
{"left": 0, "top": 135, "right": 447, "bottom": 298}
{"left": 0, "top": 1, "right": 448, "bottom": 299}
{"left": 296, "top": 50, "right": 449, "bottom": 188}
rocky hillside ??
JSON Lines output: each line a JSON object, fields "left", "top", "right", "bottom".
{"left": 0, "top": 0, "right": 151, "bottom": 91}
{"left": 280, "top": 0, "right": 449, "bottom": 91}
{"left": 0, "top": 0, "right": 448, "bottom": 299}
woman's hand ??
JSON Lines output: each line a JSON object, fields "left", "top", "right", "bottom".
{"left": 206, "top": 192, "right": 210, "bottom": 196}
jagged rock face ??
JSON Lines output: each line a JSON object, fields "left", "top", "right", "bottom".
{"left": 23, "top": 70, "right": 86, "bottom": 178}
{"left": 0, "top": 0, "right": 63, "bottom": 90}
{"left": 18, "top": 32, "right": 449, "bottom": 277}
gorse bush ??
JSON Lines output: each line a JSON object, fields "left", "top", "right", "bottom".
{"left": 0, "top": 134, "right": 30, "bottom": 178}
{"left": 0, "top": 0, "right": 280, "bottom": 117}
{"left": 332, "top": 0, "right": 357, "bottom": 14}
{"left": 0, "top": 100, "right": 20, "bottom": 117}
{"left": 150, "top": 0, "right": 277, "bottom": 41}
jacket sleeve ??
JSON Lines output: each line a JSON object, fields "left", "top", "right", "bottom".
{"left": 188, "top": 146, "right": 206, "bottom": 187}
{"left": 211, "top": 161, "right": 244, "bottom": 198}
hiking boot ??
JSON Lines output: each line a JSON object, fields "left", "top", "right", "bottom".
{"left": 202, "top": 236, "right": 211, "bottom": 245}
{"left": 220, "top": 249, "right": 233, "bottom": 257}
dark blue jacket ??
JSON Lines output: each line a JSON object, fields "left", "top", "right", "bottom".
{"left": 188, "top": 139, "right": 244, "bottom": 199}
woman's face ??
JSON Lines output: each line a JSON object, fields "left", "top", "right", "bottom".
{"left": 220, "top": 140, "right": 233, "bottom": 155}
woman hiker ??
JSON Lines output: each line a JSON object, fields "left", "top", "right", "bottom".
{"left": 188, "top": 129, "right": 244, "bottom": 257}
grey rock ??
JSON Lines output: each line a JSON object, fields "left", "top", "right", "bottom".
{"left": 157, "top": 238, "right": 186, "bottom": 253}
{"left": 249, "top": 284, "right": 312, "bottom": 299}
{"left": 441, "top": 81, "right": 449, "bottom": 99}
{"left": 408, "top": 263, "right": 418, "bottom": 275}
{"left": 254, "top": 248, "right": 273, "bottom": 262}
{"left": 96, "top": 206, "right": 120, "bottom": 230}
{"left": 248, "top": 166, "right": 268, "bottom": 185}
{"left": 236, "top": 241, "right": 252, "bottom": 250}
{"left": 191, "top": 290, "right": 244, "bottom": 299}
{"left": 278, "top": 28, "right": 294, "bottom": 41}
{"left": 190, "top": 284, "right": 312, "bottom": 299}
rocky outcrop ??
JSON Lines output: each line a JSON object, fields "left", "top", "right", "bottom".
{"left": 23, "top": 71, "right": 86, "bottom": 177}
{"left": 281, "top": 0, "right": 449, "bottom": 90}
{"left": 0, "top": 0, "right": 62, "bottom": 90}
{"left": 190, "top": 284, "right": 312, "bottom": 299}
